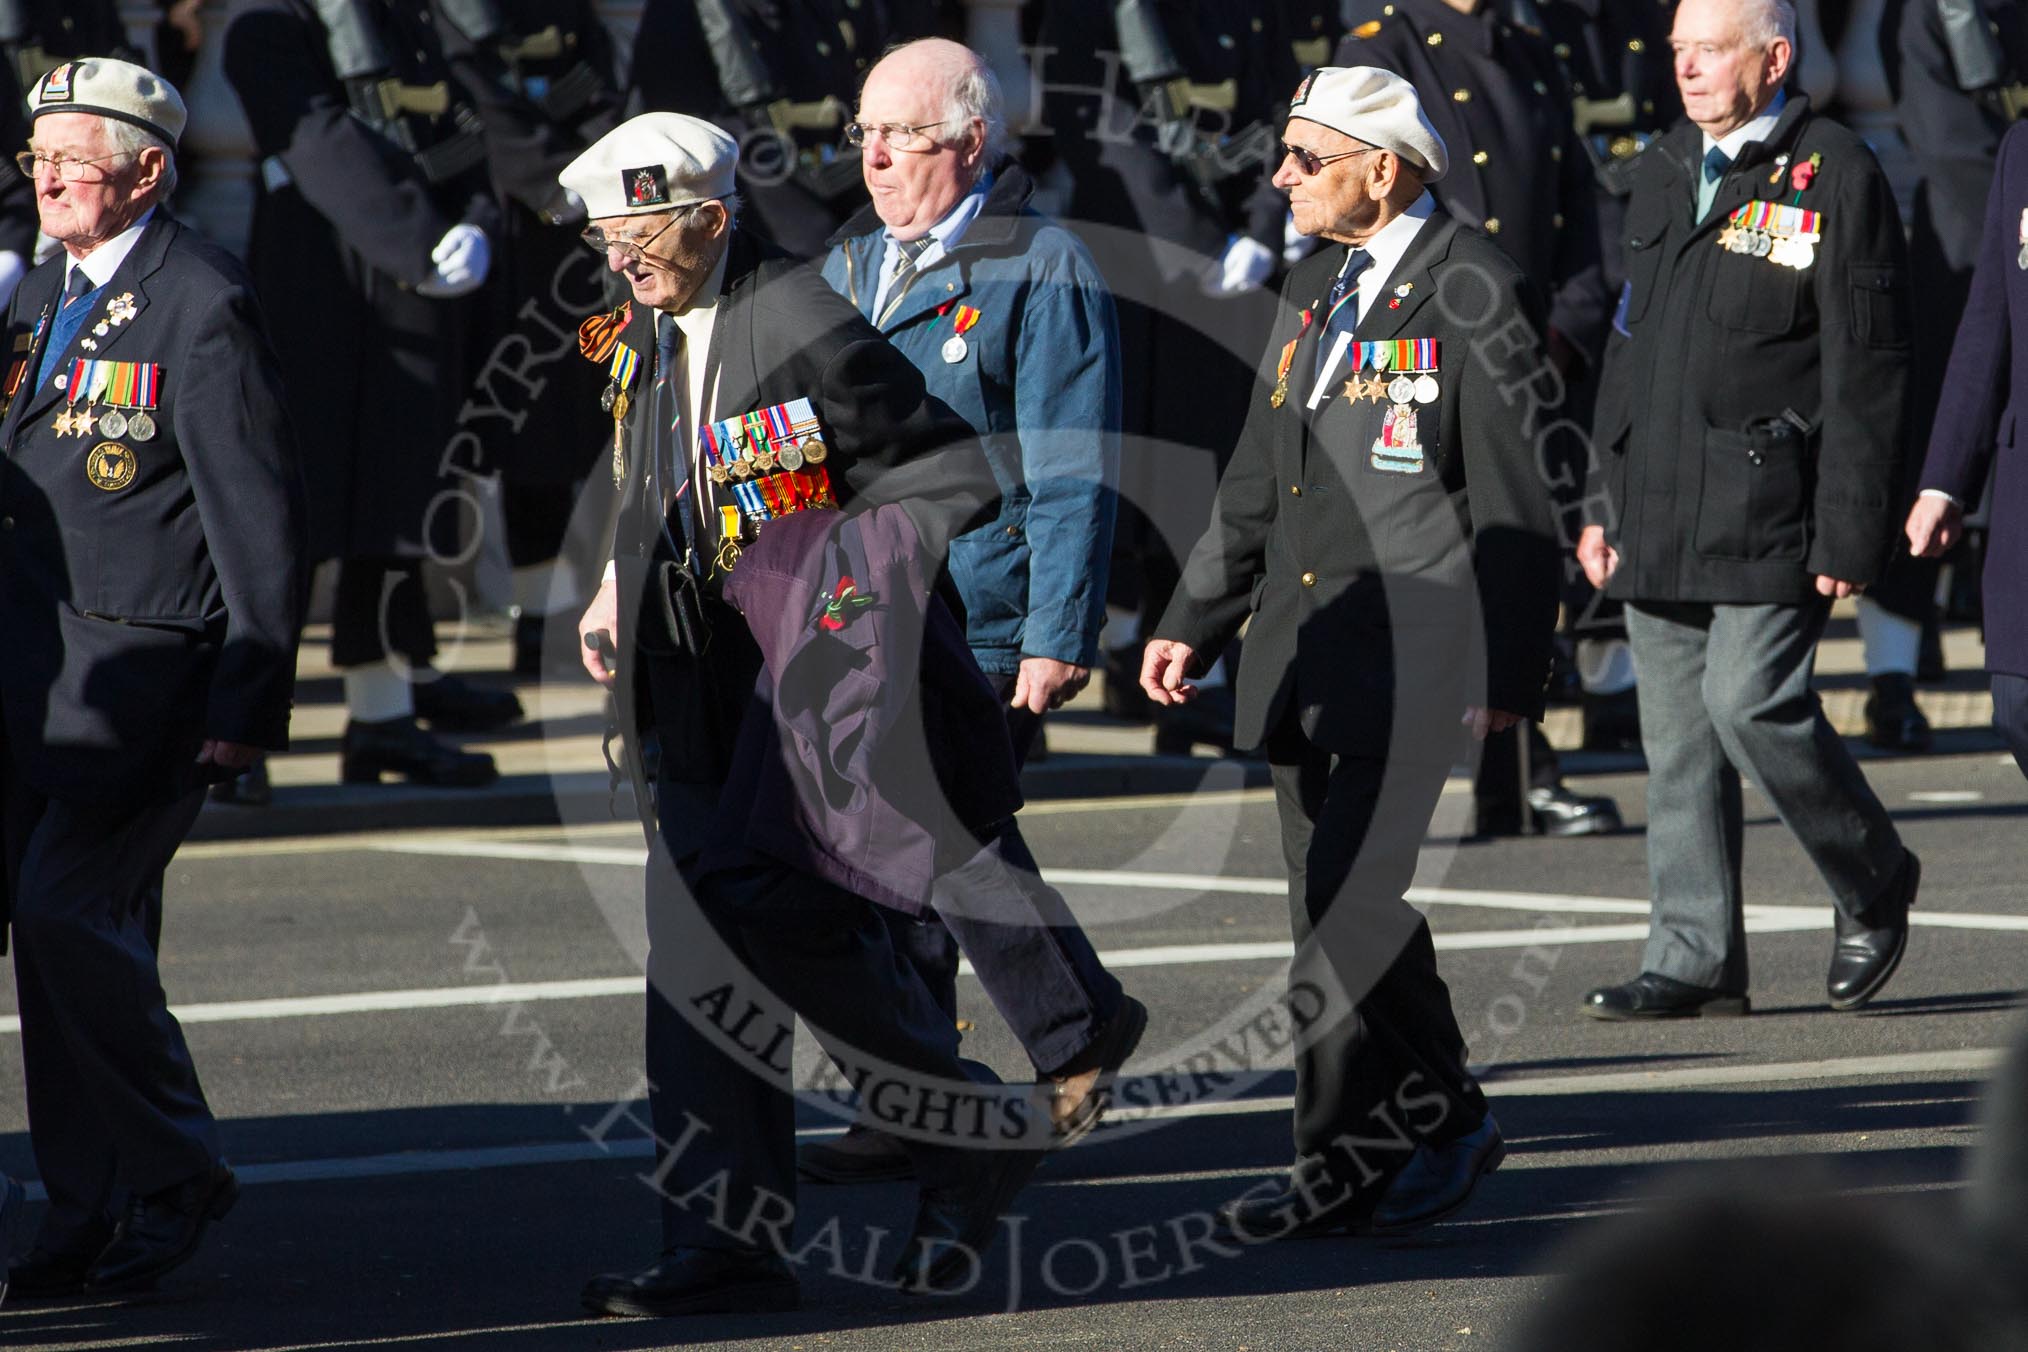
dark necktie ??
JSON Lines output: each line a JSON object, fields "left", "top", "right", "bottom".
{"left": 654, "top": 316, "right": 696, "bottom": 563}
{"left": 1697, "top": 145, "right": 1731, "bottom": 222}
{"left": 876, "top": 235, "right": 936, "bottom": 325}
{"left": 37, "top": 267, "right": 100, "bottom": 392}
{"left": 1314, "top": 248, "right": 1372, "bottom": 385}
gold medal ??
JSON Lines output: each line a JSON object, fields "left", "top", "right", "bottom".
{"left": 72, "top": 403, "right": 98, "bottom": 437}
{"left": 1270, "top": 380, "right": 1287, "bottom": 409}
{"left": 802, "top": 435, "right": 827, "bottom": 465}
{"left": 612, "top": 390, "right": 630, "bottom": 422}
{"left": 52, "top": 407, "right": 75, "bottom": 437}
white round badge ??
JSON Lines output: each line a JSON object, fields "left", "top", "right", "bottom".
{"left": 942, "top": 335, "right": 969, "bottom": 364}
{"left": 1413, "top": 375, "right": 1440, "bottom": 404}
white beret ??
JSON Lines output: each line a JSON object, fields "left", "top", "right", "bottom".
{"left": 1287, "top": 66, "right": 1448, "bottom": 183}
{"left": 29, "top": 58, "right": 187, "bottom": 149}
{"left": 560, "top": 112, "right": 738, "bottom": 220}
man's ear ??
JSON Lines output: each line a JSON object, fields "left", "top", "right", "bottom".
{"left": 133, "top": 145, "right": 170, "bottom": 197}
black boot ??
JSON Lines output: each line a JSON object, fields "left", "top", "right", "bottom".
{"left": 1580, "top": 688, "right": 1643, "bottom": 754}
{"left": 207, "top": 758, "right": 271, "bottom": 806}
{"left": 413, "top": 672, "right": 525, "bottom": 732}
{"left": 1864, "top": 674, "right": 1933, "bottom": 753}
{"left": 341, "top": 717, "right": 498, "bottom": 787}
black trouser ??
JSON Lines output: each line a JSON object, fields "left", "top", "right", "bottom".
{"left": 329, "top": 556, "right": 436, "bottom": 670}
{"left": 884, "top": 681, "right": 1122, "bottom": 1076}
{"left": 1265, "top": 716, "right": 1487, "bottom": 1189}
{"left": 1994, "top": 673, "right": 2028, "bottom": 781}
{"left": 4, "top": 764, "right": 217, "bottom": 1251}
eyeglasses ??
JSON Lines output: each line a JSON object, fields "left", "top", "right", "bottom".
{"left": 844, "top": 120, "right": 948, "bottom": 153}
{"left": 579, "top": 213, "right": 684, "bottom": 269}
{"left": 14, "top": 150, "right": 136, "bottom": 183}
{"left": 1280, "top": 143, "right": 1380, "bottom": 176}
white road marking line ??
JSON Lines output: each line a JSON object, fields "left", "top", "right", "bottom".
{"left": 0, "top": 1050, "right": 1996, "bottom": 1204}
{"left": 1909, "top": 790, "right": 1985, "bottom": 804}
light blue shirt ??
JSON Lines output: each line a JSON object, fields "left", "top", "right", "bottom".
{"left": 870, "top": 171, "right": 994, "bottom": 322}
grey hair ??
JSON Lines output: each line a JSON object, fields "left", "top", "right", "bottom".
{"left": 1737, "top": 0, "right": 1798, "bottom": 49}
{"left": 941, "top": 49, "right": 1010, "bottom": 162}
{"left": 104, "top": 118, "right": 178, "bottom": 199}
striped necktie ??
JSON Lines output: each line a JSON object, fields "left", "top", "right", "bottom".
{"left": 654, "top": 316, "right": 695, "bottom": 562}
{"left": 1314, "top": 248, "right": 1371, "bottom": 384}
{"left": 876, "top": 235, "right": 936, "bottom": 326}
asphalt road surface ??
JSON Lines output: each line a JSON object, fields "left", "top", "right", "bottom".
{"left": 2, "top": 744, "right": 2024, "bottom": 1350}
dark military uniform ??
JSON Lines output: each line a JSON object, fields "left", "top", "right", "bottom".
{"left": 1035, "top": 1, "right": 1298, "bottom": 736}
{"left": 627, "top": 0, "right": 926, "bottom": 259}
{"left": 224, "top": 0, "right": 571, "bottom": 670}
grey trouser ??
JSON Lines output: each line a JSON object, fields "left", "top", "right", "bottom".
{"left": 1626, "top": 600, "right": 1906, "bottom": 991}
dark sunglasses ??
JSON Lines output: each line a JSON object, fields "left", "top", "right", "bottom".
{"left": 1280, "top": 142, "right": 1380, "bottom": 176}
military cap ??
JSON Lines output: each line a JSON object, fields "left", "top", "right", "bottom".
{"left": 1288, "top": 65, "right": 1449, "bottom": 182}
{"left": 560, "top": 112, "right": 739, "bottom": 219}
{"left": 29, "top": 57, "right": 187, "bottom": 149}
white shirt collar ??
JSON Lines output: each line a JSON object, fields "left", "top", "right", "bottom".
{"left": 1346, "top": 190, "right": 1436, "bottom": 321}
{"left": 65, "top": 206, "right": 156, "bottom": 294}
{"left": 1703, "top": 89, "right": 1788, "bottom": 163}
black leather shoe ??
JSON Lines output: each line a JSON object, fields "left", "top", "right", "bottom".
{"left": 1367, "top": 1114, "right": 1505, "bottom": 1236}
{"left": 340, "top": 717, "right": 498, "bottom": 787}
{"left": 581, "top": 1247, "right": 800, "bottom": 1317}
{"left": 1829, "top": 851, "right": 1918, "bottom": 1011}
{"left": 1864, "top": 674, "right": 1933, "bottom": 753}
{"left": 87, "top": 1164, "right": 237, "bottom": 1292}
{"left": 1580, "top": 689, "right": 1643, "bottom": 754}
{"left": 1049, "top": 995, "right": 1149, "bottom": 1145}
{"left": 208, "top": 758, "right": 271, "bottom": 806}
{"left": 0, "top": 1175, "right": 23, "bottom": 1305}
{"left": 797, "top": 1122, "right": 916, "bottom": 1185}
{"left": 413, "top": 672, "right": 525, "bottom": 732}
{"left": 6, "top": 1238, "right": 108, "bottom": 1301}
{"left": 892, "top": 1146, "right": 1045, "bottom": 1292}
{"left": 1528, "top": 784, "right": 1622, "bottom": 837}
{"left": 1583, "top": 972, "right": 1750, "bottom": 1020}
{"left": 1215, "top": 1159, "right": 1385, "bottom": 1241}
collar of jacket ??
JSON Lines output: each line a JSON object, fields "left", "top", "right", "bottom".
{"left": 824, "top": 157, "right": 1036, "bottom": 254}
{"left": 1655, "top": 92, "right": 1814, "bottom": 194}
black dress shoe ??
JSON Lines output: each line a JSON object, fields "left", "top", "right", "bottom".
{"left": 1527, "top": 784, "right": 1621, "bottom": 837}
{"left": 208, "top": 758, "right": 271, "bottom": 806}
{"left": 0, "top": 1176, "right": 23, "bottom": 1305}
{"left": 88, "top": 1164, "right": 238, "bottom": 1292}
{"left": 413, "top": 672, "right": 525, "bottom": 732}
{"left": 1583, "top": 972, "right": 1750, "bottom": 1021}
{"left": 1864, "top": 674, "right": 1933, "bottom": 753}
{"left": 340, "top": 717, "right": 498, "bottom": 787}
{"left": 581, "top": 1247, "right": 800, "bottom": 1317}
{"left": 1580, "top": 688, "right": 1643, "bottom": 754}
{"left": 797, "top": 1122, "right": 916, "bottom": 1185}
{"left": 1366, "top": 1113, "right": 1506, "bottom": 1236}
{"left": 892, "top": 1145, "right": 1045, "bottom": 1292}
{"left": 1215, "top": 1159, "right": 1385, "bottom": 1241}
{"left": 1829, "top": 850, "right": 1919, "bottom": 1011}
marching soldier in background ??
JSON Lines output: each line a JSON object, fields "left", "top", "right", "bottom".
{"left": 1338, "top": 0, "right": 1623, "bottom": 839}
{"left": 0, "top": 58, "right": 31, "bottom": 310}
{"left": 1541, "top": 0, "right": 1679, "bottom": 759}
{"left": 626, "top": 0, "right": 931, "bottom": 259}
{"left": 1036, "top": 0, "right": 1298, "bottom": 753}
{"left": 479, "top": 1, "right": 626, "bottom": 677}
{"left": 224, "top": 0, "right": 575, "bottom": 792}
{"left": 1868, "top": 0, "right": 2028, "bottom": 751}
{"left": 2, "top": 60, "right": 305, "bottom": 1297}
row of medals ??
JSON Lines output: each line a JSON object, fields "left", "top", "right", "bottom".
{"left": 598, "top": 378, "right": 827, "bottom": 483}
{"left": 1349, "top": 372, "right": 1441, "bottom": 406}
{"left": 1723, "top": 227, "right": 1817, "bottom": 270}
{"left": 55, "top": 403, "right": 156, "bottom": 440}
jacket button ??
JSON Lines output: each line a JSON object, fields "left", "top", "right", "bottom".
{"left": 1452, "top": 88, "right": 1471, "bottom": 103}
{"left": 1427, "top": 31, "right": 1442, "bottom": 45}
{"left": 1472, "top": 150, "right": 1489, "bottom": 165}
{"left": 1290, "top": 484, "right": 1302, "bottom": 496}
{"left": 1300, "top": 571, "right": 1317, "bottom": 587}
{"left": 1484, "top": 217, "right": 1502, "bottom": 234}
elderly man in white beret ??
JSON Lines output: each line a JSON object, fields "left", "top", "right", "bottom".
{"left": 1142, "top": 66, "right": 1561, "bottom": 1241}
{"left": 559, "top": 112, "right": 1057, "bottom": 1316}
{"left": 0, "top": 58, "right": 306, "bottom": 1296}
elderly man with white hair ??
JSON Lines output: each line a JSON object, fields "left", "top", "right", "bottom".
{"left": 1142, "top": 65, "right": 1560, "bottom": 1240}
{"left": 1578, "top": 0, "right": 1919, "bottom": 1021}
{"left": 0, "top": 58, "right": 306, "bottom": 1296}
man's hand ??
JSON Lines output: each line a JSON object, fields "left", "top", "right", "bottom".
{"left": 1462, "top": 708, "right": 1523, "bottom": 741}
{"left": 1011, "top": 657, "right": 1089, "bottom": 714}
{"left": 196, "top": 739, "right": 261, "bottom": 770}
{"left": 580, "top": 578, "right": 621, "bottom": 688}
{"left": 1814, "top": 574, "right": 1864, "bottom": 599}
{"left": 1140, "top": 639, "right": 1199, "bottom": 706}
{"left": 1905, "top": 494, "right": 1964, "bottom": 559}
{"left": 1577, "top": 524, "right": 1620, "bottom": 590}
{"left": 415, "top": 223, "right": 491, "bottom": 298}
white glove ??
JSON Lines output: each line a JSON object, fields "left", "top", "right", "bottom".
{"left": 0, "top": 250, "right": 24, "bottom": 310}
{"left": 1282, "top": 210, "right": 1320, "bottom": 266}
{"left": 415, "top": 223, "right": 491, "bottom": 298}
{"left": 1205, "top": 234, "right": 1275, "bottom": 296}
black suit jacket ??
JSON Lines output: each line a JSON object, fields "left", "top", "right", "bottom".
{"left": 0, "top": 215, "right": 307, "bottom": 810}
{"left": 606, "top": 229, "right": 992, "bottom": 793}
{"left": 1157, "top": 209, "right": 1560, "bottom": 759}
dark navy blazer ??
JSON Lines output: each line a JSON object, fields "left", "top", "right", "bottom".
{"left": 0, "top": 214, "right": 308, "bottom": 812}
{"left": 1921, "top": 120, "right": 2028, "bottom": 679}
